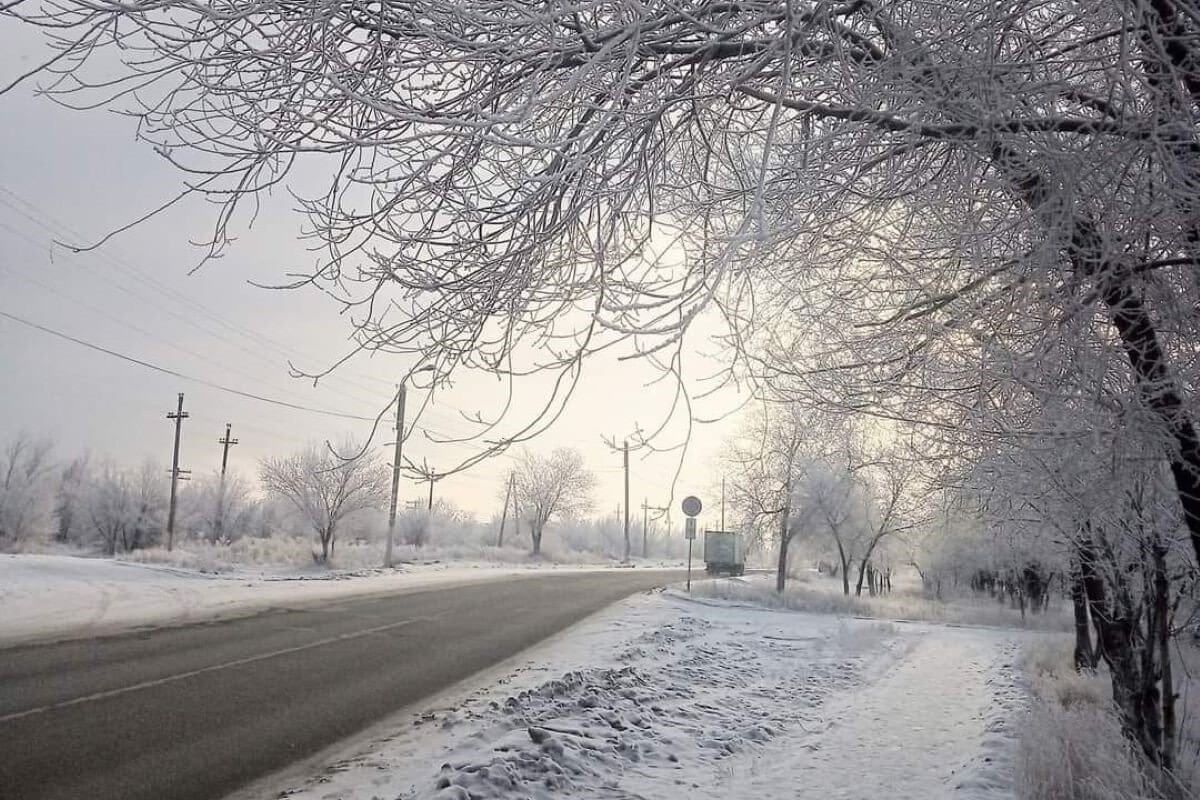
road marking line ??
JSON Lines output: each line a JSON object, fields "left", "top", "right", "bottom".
{"left": 0, "top": 611, "right": 449, "bottom": 724}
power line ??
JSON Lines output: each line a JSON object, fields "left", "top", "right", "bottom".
{"left": 0, "top": 271, "right": 507, "bottom": 460}
{"left": 0, "top": 307, "right": 379, "bottom": 422}
{"left": 0, "top": 261, "right": 371, "bottom": 409}
{"left": 0, "top": 191, "right": 510, "bottom": 454}
{"left": 0, "top": 188, "right": 403, "bottom": 402}
{"left": 0, "top": 188, "right": 495, "bottom": 430}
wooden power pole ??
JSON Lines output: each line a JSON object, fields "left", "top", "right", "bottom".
{"left": 165, "top": 393, "right": 189, "bottom": 551}
{"left": 385, "top": 384, "right": 407, "bottom": 569}
{"left": 214, "top": 423, "right": 238, "bottom": 541}
{"left": 642, "top": 497, "right": 649, "bottom": 558}
{"left": 218, "top": 423, "right": 238, "bottom": 478}
{"left": 512, "top": 473, "right": 521, "bottom": 544}
{"left": 497, "top": 471, "right": 514, "bottom": 547}
{"left": 623, "top": 439, "right": 631, "bottom": 562}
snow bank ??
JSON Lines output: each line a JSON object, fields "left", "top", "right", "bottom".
{"left": 0, "top": 553, "right": 623, "bottom": 646}
{"left": 266, "top": 592, "right": 1027, "bottom": 800}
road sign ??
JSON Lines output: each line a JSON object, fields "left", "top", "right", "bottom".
{"left": 684, "top": 518, "right": 696, "bottom": 540}
{"left": 681, "top": 495, "right": 702, "bottom": 517}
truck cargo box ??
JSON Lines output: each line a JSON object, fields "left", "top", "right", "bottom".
{"left": 703, "top": 530, "right": 744, "bottom": 576}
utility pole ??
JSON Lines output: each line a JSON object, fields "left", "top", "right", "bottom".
{"left": 384, "top": 363, "right": 436, "bottom": 567}
{"left": 623, "top": 439, "right": 630, "bottom": 562}
{"left": 384, "top": 385, "right": 407, "bottom": 569}
{"left": 214, "top": 423, "right": 238, "bottom": 541}
{"left": 497, "top": 471, "right": 514, "bottom": 547}
{"left": 165, "top": 393, "right": 189, "bottom": 551}
{"left": 512, "top": 474, "right": 521, "bottom": 544}
{"left": 642, "top": 497, "right": 649, "bottom": 558}
{"left": 218, "top": 423, "right": 238, "bottom": 479}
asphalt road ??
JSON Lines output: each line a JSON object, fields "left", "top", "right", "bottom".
{"left": 0, "top": 569, "right": 683, "bottom": 800}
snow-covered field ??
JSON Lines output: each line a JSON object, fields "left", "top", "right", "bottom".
{"left": 260, "top": 588, "right": 1030, "bottom": 800}
{"left": 0, "top": 553, "right": 641, "bottom": 645}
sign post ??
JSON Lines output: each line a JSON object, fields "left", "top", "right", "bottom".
{"left": 681, "top": 496, "right": 702, "bottom": 591}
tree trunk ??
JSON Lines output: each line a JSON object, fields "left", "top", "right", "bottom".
{"left": 531, "top": 522, "right": 542, "bottom": 556}
{"left": 1070, "top": 562, "right": 1095, "bottom": 671}
{"left": 1153, "top": 543, "right": 1176, "bottom": 771}
{"left": 776, "top": 533, "right": 790, "bottom": 593}
{"left": 1100, "top": 276, "right": 1200, "bottom": 574}
{"left": 1078, "top": 537, "right": 1165, "bottom": 763}
{"left": 854, "top": 558, "right": 868, "bottom": 597}
{"left": 855, "top": 534, "right": 888, "bottom": 597}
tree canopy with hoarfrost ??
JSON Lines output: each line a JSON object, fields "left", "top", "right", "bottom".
{"left": 513, "top": 447, "right": 595, "bottom": 556}
{"left": 259, "top": 442, "right": 389, "bottom": 562}
{"left": 6, "top": 2, "right": 1200, "bottom": 569}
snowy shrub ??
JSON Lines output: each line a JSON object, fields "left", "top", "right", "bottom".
{"left": 397, "top": 510, "right": 432, "bottom": 547}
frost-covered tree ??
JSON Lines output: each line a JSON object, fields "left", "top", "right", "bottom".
{"left": 85, "top": 460, "right": 167, "bottom": 554}
{"left": 183, "top": 471, "right": 256, "bottom": 543}
{"left": 802, "top": 462, "right": 864, "bottom": 596}
{"left": 850, "top": 457, "right": 921, "bottom": 597}
{"left": 724, "top": 404, "right": 843, "bottom": 592}
{"left": 0, "top": 433, "right": 54, "bottom": 549}
{"left": 513, "top": 448, "right": 594, "bottom": 556}
{"left": 951, "top": 368, "right": 1193, "bottom": 768}
{"left": 259, "top": 442, "right": 389, "bottom": 562}
{"left": 53, "top": 452, "right": 91, "bottom": 545}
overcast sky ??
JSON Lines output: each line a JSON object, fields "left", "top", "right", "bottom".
{"left": 0, "top": 25, "right": 745, "bottom": 526}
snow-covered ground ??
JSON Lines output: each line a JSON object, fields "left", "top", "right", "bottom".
{"left": 0, "top": 553, "right": 642, "bottom": 645}
{"left": 260, "top": 587, "right": 1030, "bottom": 800}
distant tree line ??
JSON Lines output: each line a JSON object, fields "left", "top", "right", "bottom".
{"left": 0, "top": 433, "right": 681, "bottom": 563}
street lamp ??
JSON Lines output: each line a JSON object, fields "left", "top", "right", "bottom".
{"left": 384, "top": 364, "right": 437, "bottom": 568}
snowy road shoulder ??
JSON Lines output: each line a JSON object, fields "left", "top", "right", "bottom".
{"left": 0, "top": 553, "right": 640, "bottom": 646}
{"left": 264, "top": 590, "right": 1026, "bottom": 800}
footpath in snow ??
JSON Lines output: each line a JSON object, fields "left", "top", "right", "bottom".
{"left": 0, "top": 553, "right": 644, "bottom": 646}
{"left": 265, "top": 588, "right": 1026, "bottom": 800}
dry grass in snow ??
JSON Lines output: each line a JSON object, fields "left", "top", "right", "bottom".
{"left": 119, "top": 537, "right": 645, "bottom": 575}
{"left": 1015, "top": 637, "right": 1200, "bottom": 800}
{"left": 690, "top": 573, "right": 1073, "bottom": 632}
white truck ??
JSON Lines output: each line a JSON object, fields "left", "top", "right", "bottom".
{"left": 703, "top": 530, "right": 745, "bottom": 576}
